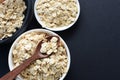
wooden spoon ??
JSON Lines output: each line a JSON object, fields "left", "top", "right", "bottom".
{"left": 0, "top": 36, "right": 59, "bottom": 80}
{"left": 0, "top": 0, "right": 4, "bottom": 3}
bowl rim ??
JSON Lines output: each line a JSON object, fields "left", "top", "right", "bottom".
{"left": 8, "top": 29, "right": 71, "bottom": 80}
{"left": 0, "top": 0, "right": 33, "bottom": 44}
{"left": 34, "top": 0, "right": 80, "bottom": 31}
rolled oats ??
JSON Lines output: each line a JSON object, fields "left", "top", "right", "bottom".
{"left": 36, "top": 0, "right": 78, "bottom": 28}
{"left": 12, "top": 31, "right": 68, "bottom": 80}
{"left": 0, "top": 0, "right": 26, "bottom": 40}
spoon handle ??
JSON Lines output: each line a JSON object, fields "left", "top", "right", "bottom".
{"left": 0, "top": 54, "right": 39, "bottom": 80}
{"left": 0, "top": 0, "right": 4, "bottom": 3}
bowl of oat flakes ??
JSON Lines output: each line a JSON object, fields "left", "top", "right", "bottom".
{"left": 34, "top": 0, "right": 80, "bottom": 31}
{"left": 8, "top": 29, "right": 71, "bottom": 80}
{"left": 0, "top": 0, "right": 32, "bottom": 44}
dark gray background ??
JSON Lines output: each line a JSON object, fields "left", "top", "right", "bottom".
{"left": 1, "top": 0, "right": 120, "bottom": 80}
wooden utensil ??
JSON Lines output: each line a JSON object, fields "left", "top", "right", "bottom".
{"left": 0, "top": 36, "right": 59, "bottom": 80}
{"left": 0, "top": 0, "right": 4, "bottom": 3}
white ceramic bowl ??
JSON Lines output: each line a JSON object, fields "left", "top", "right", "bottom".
{"left": 34, "top": 0, "right": 80, "bottom": 31}
{"left": 8, "top": 29, "right": 71, "bottom": 80}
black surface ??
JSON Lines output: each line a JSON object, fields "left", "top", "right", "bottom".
{"left": 1, "top": 0, "right": 120, "bottom": 80}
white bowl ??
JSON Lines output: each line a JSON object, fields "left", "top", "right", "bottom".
{"left": 34, "top": 0, "right": 80, "bottom": 31}
{"left": 8, "top": 29, "right": 71, "bottom": 80}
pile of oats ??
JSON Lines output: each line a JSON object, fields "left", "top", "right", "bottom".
{"left": 0, "top": 0, "right": 26, "bottom": 40}
{"left": 12, "top": 31, "right": 68, "bottom": 80}
{"left": 36, "top": 0, "right": 78, "bottom": 28}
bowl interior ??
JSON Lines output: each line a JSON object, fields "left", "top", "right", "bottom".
{"left": 0, "top": 0, "right": 33, "bottom": 44}
{"left": 34, "top": 0, "right": 80, "bottom": 31}
{"left": 8, "top": 29, "right": 71, "bottom": 80}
